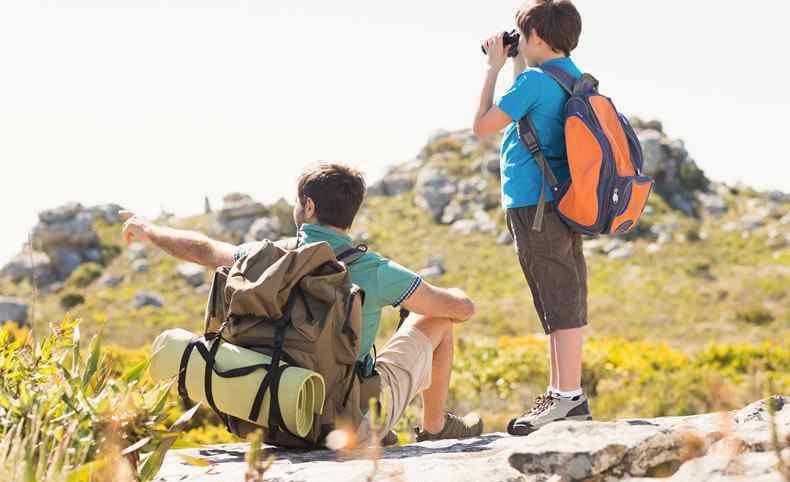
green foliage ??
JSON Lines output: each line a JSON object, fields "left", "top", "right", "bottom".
{"left": 60, "top": 292, "right": 86, "bottom": 310}
{"left": 448, "top": 336, "right": 790, "bottom": 433}
{"left": 0, "top": 317, "right": 184, "bottom": 481}
{"left": 736, "top": 306, "right": 775, "bottom": 325}
{"left": 68, "top": 262, "right": 103, "bottom": 288}
{"left": 678, "top": 161, "right": 710, "bottom": 192}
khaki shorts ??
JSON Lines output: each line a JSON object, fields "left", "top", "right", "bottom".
{"left": 506, "top": 203, "right": 588, "bottom": 334}
{"left": 356, "top": 323, "right": 433, "bottom": 443}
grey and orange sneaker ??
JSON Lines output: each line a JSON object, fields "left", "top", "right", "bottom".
{"left": 507, "top": 392, "right": 592, "bottom": 436}
{"left": 415, "top": 412, "right": 484, "bottom": 442}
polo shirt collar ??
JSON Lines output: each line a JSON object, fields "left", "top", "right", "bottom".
{"left": 299, "top": 223, "right": 353, "bottom": 245}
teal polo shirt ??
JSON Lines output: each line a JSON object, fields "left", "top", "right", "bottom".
{"left": 496, "top": 56, "right": 582, "bottom": 209}
{"left": 234, "top": 223, "right": 422, "bottom": 376}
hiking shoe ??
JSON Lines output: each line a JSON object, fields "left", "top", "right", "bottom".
{"left": 415, "top": 412, "right": 484, "bottom": 442}
{"left": 381, "top": 430, "right": 399, "bottom": 447}
{"left": 507, "top": 392, "right": 592, "bottom": 436}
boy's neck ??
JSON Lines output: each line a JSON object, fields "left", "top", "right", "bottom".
{"left": 536, "top": 51, "right": 567, "bottom": 66}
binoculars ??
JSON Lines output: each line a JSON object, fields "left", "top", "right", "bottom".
{"left": 480, "top": 30, "right": 521, "bottom": 58}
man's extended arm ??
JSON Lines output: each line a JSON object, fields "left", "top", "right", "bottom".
{"left": 400, "top": 282, "right": 475, "bottom": 323}
{"left": 120, "top": 210, "right": 236, "bottom": 269}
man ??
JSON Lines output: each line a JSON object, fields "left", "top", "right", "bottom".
{"left": 121, "top": 162, "right": 483, "bottom": 443}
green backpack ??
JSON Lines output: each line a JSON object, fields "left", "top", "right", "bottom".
{"left": 181, "top": 237, "right": 378, "bottom": 448}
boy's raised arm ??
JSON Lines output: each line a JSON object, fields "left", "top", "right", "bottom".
{"left": 473, "top": 32, "right": 513, "bottom": 139}
{"left": 119, "top": 210, "right": 236, "bottom": 269}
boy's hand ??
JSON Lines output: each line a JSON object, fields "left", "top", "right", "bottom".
{"left": 483, "top": 33, "right": 507, "bottom": 72}
{"left": 120, "top": 210, "right": 154, "bottom": 245}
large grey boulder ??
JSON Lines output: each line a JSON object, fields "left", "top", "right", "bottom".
{"left": 155, "top": 397, "right": 789, "bottom": 482}
{"left": 176, "top": 263, "right": 205, "bottom": 287}
{"left": 0, "top": 297, "right": 29, "bottom": 326}
{"left": 368, "top": 173, "right": 415, "bottom": 197}
{"left": 216, "top": 193, "right": 269, "bottom": 240}
{"left": 244, "top": 216, "right": 282, "bottom": 243}
{"left": 1, "top": 251, "right": 58, "bottom": 287}
{"left": 414, "top": 167, "right": 457, "bottom": 222}
{"left": 132, "top": 291, "right": 164, "bottom": 309}
{"left": 32, "top": 208, "right": 98, "bottom": 250}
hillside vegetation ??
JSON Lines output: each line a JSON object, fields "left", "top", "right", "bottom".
{"left": 1, "top": 121, "right": 788, "bottom": 447}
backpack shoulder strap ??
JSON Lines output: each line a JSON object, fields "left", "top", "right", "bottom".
{"left": 517, "top": 115, "right": 559, "bottom": 233}
{"left": 537, "top": 64, "right": 577, "bottom": 95}
{"left": 334, "top": 243, "right": 368, "bottom": 266}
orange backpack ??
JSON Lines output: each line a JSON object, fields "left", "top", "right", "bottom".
{"left": 519, "top": 65, "right": 654, "bottom": 235}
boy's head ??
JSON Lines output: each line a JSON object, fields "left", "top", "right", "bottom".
{"left": 294, "top": 162, "right": 366, "bottom": 231}
{"left": 515, "top": 0, "right": 581, "bottom": 67}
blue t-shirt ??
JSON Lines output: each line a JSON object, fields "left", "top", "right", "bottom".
{"left": 496, "top": 57, "right": 582, "bottom": 209}
{"left": 233, "top": 223, "right": 422, "bottom": 376}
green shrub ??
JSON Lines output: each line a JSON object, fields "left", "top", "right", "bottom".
{"left": 0, "top": 317, "right": 184, "bottom": 481}
{"left": 69, "top": 262, "right": 104, "bottom": 288}
{"left": 61, "top": 292, "right": 86, "bottom": 310}
{"left": 736, "top": 307, "right": 775, "bottom": 325}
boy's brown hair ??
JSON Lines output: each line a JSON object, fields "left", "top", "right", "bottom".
{"left": 297, "top": 162, "right": 366, "bottom": 230}
{"left": 516, "top": 0, "right": 582, "bottom": 57}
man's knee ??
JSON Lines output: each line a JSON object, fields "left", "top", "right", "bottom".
{"left": 403, "top": 313, "right": 453, "bottom": 350}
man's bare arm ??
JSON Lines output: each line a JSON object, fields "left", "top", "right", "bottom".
{"left": 400, "top": 282, "right": 475, "bottom": 322}
{"left": 120, "top": 210, "right": 236, "bottom": 269}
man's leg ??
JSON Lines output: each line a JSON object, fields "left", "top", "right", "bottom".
{"left": 404, "top": 314, "right": 454, "bottom": 433}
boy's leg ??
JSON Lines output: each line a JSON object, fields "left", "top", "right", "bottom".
{"left": 506, "top": 205, "right": 591, "bottom": 435}
{"left": 551, "top": 327, "right": 583, "bottom": 391}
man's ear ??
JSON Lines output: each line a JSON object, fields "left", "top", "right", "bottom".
{"left": 304, "top": 197, "right": 316, "bottom": 219}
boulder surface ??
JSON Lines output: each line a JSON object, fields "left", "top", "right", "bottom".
{"left": 155, "top": 397, "right": 789, "bottom": 482}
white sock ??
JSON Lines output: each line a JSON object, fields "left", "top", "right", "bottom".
{"left": 550, "top": 387, "right": 583, "bottom": 399}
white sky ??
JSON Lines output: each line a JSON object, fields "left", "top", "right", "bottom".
{"left": 1, "top": 0, "right": 789, "bottom": 265}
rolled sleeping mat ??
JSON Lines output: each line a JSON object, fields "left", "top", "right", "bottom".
{"left": 149, "top": 328, "right": 325, "bottom": 438}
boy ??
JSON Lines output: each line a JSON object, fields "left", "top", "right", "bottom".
{"left": 120, "top": 163, "right": 483, "bottom": 443}
{"left": 472, "top": 0, "right": 591, "bottom": 435}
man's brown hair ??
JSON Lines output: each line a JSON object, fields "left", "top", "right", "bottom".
{"left": 297, "top": 162, "right": 366, "bottom": 230}
{"left": 516, "top": 0, "right": 582, "bottom": 57}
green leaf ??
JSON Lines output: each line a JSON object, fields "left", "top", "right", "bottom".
{"left": 121, "top": 436, "right": 152, "bottom": 456}
{"left": 138, "top": 435, "right": 178, "bottom": 482}
{"left": 81, "top": 334, "right": 102, "bottom": 389}
{"left": 168, "top": 402, "right": 202, "bottom": 433}
{"left": 122, "top": 359, "right": 150, "bottom": 384}
{"left": 150, "top": 382, "right": 173, "bottom": 415}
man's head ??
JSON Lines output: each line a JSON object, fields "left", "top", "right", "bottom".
{"left": 294, "top": 162, "right": 366, "bottom": 231}
{"left": 515, "top": 0, "right": 582, "bottom": 67}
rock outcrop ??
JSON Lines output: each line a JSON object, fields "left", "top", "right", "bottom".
{"left": 372, "top": 119, "right": 717, "bottom": 226}
{"left": 1, "top": 202, "right": 123, "bottom": 288}
{"left": 155, "top": 397, "right": 789, "bottom": 482}
{"left": 215, "top": 193, "right": 283, "bottom": 242}
{"left": 0, "top": 297, "right": 29, "bottom": 326}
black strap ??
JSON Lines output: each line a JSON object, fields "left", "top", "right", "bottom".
{"left": 335, "top": 243, "right": 368, "bottom": 266}
{"left": 397, "top": 307, "right": 410, "bottom": 331}
{"left": 517, "top": 115, "right": 559, "bottom": 232}
{"left": 177, "top": 337, "right": 199, "bottom": 401}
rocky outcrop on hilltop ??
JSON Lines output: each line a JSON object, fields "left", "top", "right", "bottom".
{"left": 214, "top": 193, "right": 284, "bottom": 243}
{"left": 370, "top": 119, "right": 715, "bottom": 222}
{"left": 1, "top": 202, "right": 123, "bottom": 288}
{"left": 155, "top": 397, "right": 789, "bottom": 482}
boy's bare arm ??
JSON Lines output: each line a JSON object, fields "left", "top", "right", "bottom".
{"left": 473, "top": 32, "right": 513, "bottom": 139}
{"left": 400, "top": 282, "right": 475, "bottom": 323}
{"left": 120, "top": 210, "right": 236, "bottom": 269}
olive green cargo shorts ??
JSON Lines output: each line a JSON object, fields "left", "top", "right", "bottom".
{"left": 506, "top": 203, "right": 588, "bottom": 334}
